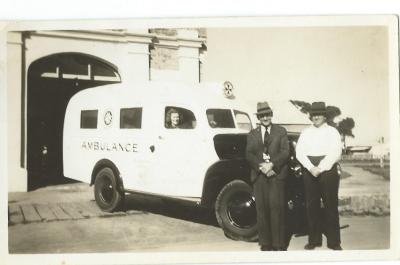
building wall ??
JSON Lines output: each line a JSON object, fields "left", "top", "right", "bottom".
{"left": 25, "top": 30, "right": 152, "bottom": 84}
{"left": 149, "top": 29, "right": 205, "bottom": 83}
{"left": 7, "top": 32, "right": 26, "bottom": 191}
{"left": 150, "top": 47, "right": 179, "bottom": 71}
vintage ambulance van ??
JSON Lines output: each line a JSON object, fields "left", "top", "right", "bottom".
{"left": 64, "top": 81, "right": 265, "bottom": 240}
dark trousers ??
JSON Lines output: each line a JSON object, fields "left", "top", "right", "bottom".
{"left": 303, "top": 165, "right": 341, "bottom": 247}
{"left": 253, "top": 175, "right": 286, "bottom": 248}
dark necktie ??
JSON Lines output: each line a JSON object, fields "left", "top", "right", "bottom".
{"left": 263, "top": 126, "right": 270, "bottom": 147}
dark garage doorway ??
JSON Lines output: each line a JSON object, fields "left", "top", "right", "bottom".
{"left": 27, "top": 53, "right": 121, "bottom": 190}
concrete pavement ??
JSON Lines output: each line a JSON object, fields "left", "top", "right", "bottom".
{"left": 338, "top": 163, "right": 389, "bottom": 215}
{"left": 8, "top": 184, "right": 147, "bottom": 225}
{"left": 8, "top": 214, "right": 389, "bottom": 253}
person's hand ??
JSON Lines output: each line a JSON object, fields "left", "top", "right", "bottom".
{"left": 266, "top": 169, "right": 276, "bottom": 177}
{"left": 310, "top": 167, "right": 322, "bottom": 177}
{"left": 259, "top": 162, "right": 274, "bottom": 175}
{"left": 259, "top": 162, "right": 267, "bottom": 174}
{"left": 209, "top": 120, "right": 218, "bottom": 128}
{"left": 259, "top": 163, "right": 268, "bottom": 175}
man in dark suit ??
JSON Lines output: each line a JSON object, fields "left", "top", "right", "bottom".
{"left": 246, "top": 101, "right": 290, "bottom": 251}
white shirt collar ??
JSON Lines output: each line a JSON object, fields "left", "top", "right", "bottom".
{"left": 260, "top": 124, "right": 271, "bottom": 133}
{"left": 312, "top": 122, "right": 328, "bottom": 129}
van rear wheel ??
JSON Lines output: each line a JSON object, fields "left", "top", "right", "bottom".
{"left": 215, "top": 180, "right": 258, "bottom": 242}
{"left": 94, "top": 167, "right": 124, "bottom": 212}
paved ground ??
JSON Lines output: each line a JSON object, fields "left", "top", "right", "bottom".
{"left": 8, "top": 163, "right": 390, "bottom": 253}
{"left": 9, "top": 210, "right": 389, "bottom": 253}
{"left": 339, "top": 163, "right": 389, "bottom": 196}
{"left": 338, "top": 163, "right": 389, "bottom": 215}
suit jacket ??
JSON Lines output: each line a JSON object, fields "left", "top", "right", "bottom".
{"left": 245, "top": 124, "right": 290, "bottom": 182}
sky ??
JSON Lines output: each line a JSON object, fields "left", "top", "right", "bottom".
{"left": 203, "top": 27, "right": 389, "bottom": 146}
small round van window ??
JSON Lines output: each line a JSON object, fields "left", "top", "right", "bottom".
{"left": 206, "top": 109, "right": 235, "bottom": 128}
{"left": 165, "top": 107, "right": 196, "bottom": 129}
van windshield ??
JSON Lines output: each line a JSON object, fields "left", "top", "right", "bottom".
{"left": 206, "top": 109, "right": 235, "bottom": 128}
{"left": 234, "top": 110, "right": 252, "bottom": 132}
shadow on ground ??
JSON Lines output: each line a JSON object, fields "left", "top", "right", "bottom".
{"left": 121, "top": 192, "right": 313, "bottom": 247}
{"left": 28, "top": 175, "right": 79, "bottom": 191}
{"left": 340, "top": 169, "right": 352, "bottom": 180}
{"left": 122, "top": 193, "right": 220, "bottom": 228}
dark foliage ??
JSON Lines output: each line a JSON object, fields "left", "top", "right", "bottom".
{"left": 290, "top": 100, "right": 355, "bottom": 138}
{"left": 338, "top": 118, "right": 355, "bottom": 137}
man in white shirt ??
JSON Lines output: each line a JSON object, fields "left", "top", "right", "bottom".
{"left": 296, "top": 102, "right": 343, "bottom": 250}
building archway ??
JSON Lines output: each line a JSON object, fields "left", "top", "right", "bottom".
{"left": 27, "top": 52, "right": 121, "bottom": 190}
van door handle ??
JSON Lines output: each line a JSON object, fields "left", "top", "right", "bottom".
{"left": 149, "top": 145, "right": 155, "bottom": 152}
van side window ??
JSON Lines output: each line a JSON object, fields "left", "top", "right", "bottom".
{"left": 234, "top": 110, "right": 252, "bottom": 132}
{"left": 165, "top": 106, "right": 196, "bottom": 129}
{"left": 206, "top": 109, "right": 235, "bottom": 128}
{"left": 80, "top": 110, "right": 98, "bottom": 129}
{"left": 120, "top": 108, "right": 142, "bottom": 129}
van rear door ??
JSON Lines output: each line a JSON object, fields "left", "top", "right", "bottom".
{"left": 116, "top": 105, "right": 156, "bottom": 192}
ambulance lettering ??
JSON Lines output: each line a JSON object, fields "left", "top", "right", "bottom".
{"left": 81, "top": 141, "right": 138, "bottom": 152}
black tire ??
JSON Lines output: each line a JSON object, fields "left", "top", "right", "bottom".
{"left": 94, "top": 167, "right": 124, "bottom": 212}
{"left": 215, "top": 180, "right": 258, "bottom": 242}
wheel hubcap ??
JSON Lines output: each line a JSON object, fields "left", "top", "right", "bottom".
{"left": 227, "top": 191, "right": 256, "bottom": 229}
{"left": 99, "top": 177, "right": 114, "bottom": 204}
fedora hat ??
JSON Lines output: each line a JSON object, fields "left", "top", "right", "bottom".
{"left": 309, "top": 101, "right": 327, "bottom": 116}
{"left": 255, "top": 101, "right": 273, "bottom": 116}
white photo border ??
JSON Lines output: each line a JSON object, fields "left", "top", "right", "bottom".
{"left": 1, "top": 14, "right": 399, "bottom": 265}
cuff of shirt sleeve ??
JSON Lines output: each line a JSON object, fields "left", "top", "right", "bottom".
{"left": 304, "top": 163, "right": 314, "bottom": 172}
{"left": 297, "top": 157, "right": 314, "bottom": 172}
{"left": 306, "top": 165, "right": 314, "bottom": 171}
{"left": 319, "top": 162, "right": 332, "bottom": 172}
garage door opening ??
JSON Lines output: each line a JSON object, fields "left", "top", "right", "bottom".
{"left": 27, "top": 53, "right": 121, "bottom": 190}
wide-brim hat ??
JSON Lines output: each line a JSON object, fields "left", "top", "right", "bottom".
{"left": 255, "top": 101, "right": 273, "bottom": 116}
{"left": 309, "top": 101, "right": 327, "bottom": 116}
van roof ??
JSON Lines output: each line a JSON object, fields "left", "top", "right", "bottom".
{"left": 69, "top": 81, "right": 250, "bottom": 111}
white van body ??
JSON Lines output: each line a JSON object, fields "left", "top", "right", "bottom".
{"left": 63, "top": 81, "right": 253, "bottom": 199}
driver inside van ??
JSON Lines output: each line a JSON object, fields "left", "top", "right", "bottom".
{"left": 165, "top": 108, "right": 182, "bottom": 129}
{"left": 207, "top": 113, "right": 218, "bottom": 128}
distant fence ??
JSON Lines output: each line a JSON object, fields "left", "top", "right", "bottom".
{"left": 341, "top": 153, "right": 390, "bottom": 162}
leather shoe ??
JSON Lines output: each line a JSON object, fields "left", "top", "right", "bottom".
{"left": 260, "top": 245, "right": 273, "bottom": 251}
{"left": 328, "top": 245, "right": 343, "bottom": 250}
{"left": 273, "top": 247, "right": 287, "bottom": 251}
{"left": 304, "top": 243, "right": 322, "bottom": 250}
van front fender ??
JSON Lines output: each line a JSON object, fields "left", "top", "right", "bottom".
{"left": 200, "top": 159, "right": 251, "bottom": 208}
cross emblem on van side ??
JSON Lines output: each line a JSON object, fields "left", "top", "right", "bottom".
{"left": 104, "top": 111, "right": 113, "bottom": 126}
{"left": 223, "top": 81, "right": 234, "bottom": 97}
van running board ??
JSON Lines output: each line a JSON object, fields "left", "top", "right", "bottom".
{"left": 124, "top": 189, "right": 202, "bottom": 205}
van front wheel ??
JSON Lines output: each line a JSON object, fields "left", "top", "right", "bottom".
{"left": 94, "top": 167, "right": 123, "bottom": 212}
{"left": 215, "top": 180, "right": 258, "bottom": 242}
